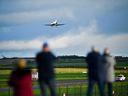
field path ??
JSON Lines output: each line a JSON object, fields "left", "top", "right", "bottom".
{"left": 0, "top": 80, "right": 88, "bottom": 92}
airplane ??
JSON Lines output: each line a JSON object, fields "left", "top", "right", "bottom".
{"left": 1, "top": 55, "right": 8, "bottom": 59}
{"left": 44, "top": 19, "right": 65, "bottom": 27}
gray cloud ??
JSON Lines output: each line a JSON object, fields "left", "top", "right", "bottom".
{"left": 0, "top": 0, "right": 128, "bottom": 57}
{"left": 0, "top": 0, "right": 127, "bottom": 26}
{"left": 0, "top": 8, "right": 75, "bottom": 26}
{"left": 0, "top": 20, "right": 127, "bottom": 56}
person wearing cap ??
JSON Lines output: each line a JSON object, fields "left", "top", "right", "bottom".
{"left": 86, "top": 46, "right": 105, "bottom": 96}
{"left": 103, "top": 48, "right": 116, "bottom": 96}
{"left": 8, "top": 59, "right": 34, "bottom": 96}
{"left": 36, "top": 43, "right": 57, "bottom": 96}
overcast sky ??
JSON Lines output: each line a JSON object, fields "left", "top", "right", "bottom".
{"left": 0, "top": 0, "right": 128, "bottom": 57}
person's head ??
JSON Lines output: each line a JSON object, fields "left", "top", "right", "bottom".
{"left": 104, "top": 48, "right": 110, "bottom": 55}
{"left": 42, "top": 42, "right": 49, "bottom": 52}
{"left": 15, "top": 59, "right": 26, "bottom": 69}
{"left": 92, "top": 46, "right": 98, "bottom": 53}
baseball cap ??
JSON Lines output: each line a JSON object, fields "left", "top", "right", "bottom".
{"left": 43, "top": 42, "right": 48, "bottom": 47}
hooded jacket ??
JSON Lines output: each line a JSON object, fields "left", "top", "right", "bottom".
{"left": 8, "top": 69, "right": 34, "bottom": 96}
{"left": 103, "top": 54, "right": 116, "bottom": 82}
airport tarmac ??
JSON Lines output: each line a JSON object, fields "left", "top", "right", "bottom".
{"left": 0, "top": 80, "right": 88, "bottom": 92}
{"left": 0, "top": 79, "right": 128, "bottom": 92}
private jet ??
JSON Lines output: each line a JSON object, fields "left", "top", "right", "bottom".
{"left": 44, "top": 19, "right": 65, "bottom": 27}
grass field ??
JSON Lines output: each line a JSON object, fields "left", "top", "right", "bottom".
{"left": 0, "top": 68, "right": 88, "bottom": 75}
{"left": 0, "top": 72, "right": 128, "bottom": 87}
{"left": 0, "top": 59, "right": 128, "bottom": 95}
{"left": 0, "top": 58, "right": 128, "bottom": 69}
{"left": 26, "top": 61, "right": 128, "bottom": 68}
{"left": 0, "top": 82, "right": 127, "bottom": 96}
{"left": 0, "top": 71, "right": 128, "bottom": 96}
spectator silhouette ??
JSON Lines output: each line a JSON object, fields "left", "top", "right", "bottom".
{"left": 86, "top": 46, "right": 105, "bottom": 96}
{"left": 36, "top": 43, "right": 57, "bottom": 96}
{"left": 8, "top": 59, "right": 34, "bottom": 96}
{"left": 103, "top": 48, "right": 116, "bottom": 96}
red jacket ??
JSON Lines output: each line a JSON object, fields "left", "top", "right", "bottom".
{"left": 8, "top": 70, "right": 34, "bottom": 96}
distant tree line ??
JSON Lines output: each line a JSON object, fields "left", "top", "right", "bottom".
{"left": 57, "top": 55, "right": 86, "bottom": 59}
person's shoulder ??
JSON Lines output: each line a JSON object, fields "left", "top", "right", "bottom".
{"left": 36, "top": 51, "right": 43, "bottom": 56}
{"left": 23, "top": 69, "right": 31, "bottom": 74}
{"left": 49, "top": 51, "right": 53, "bottom": 55}
{"left": 88, "top": 52, "right": 99, "bottom": 55}
{"left": 48, "top": 51, "right": 55, "bottom": 56}
{"left": 87, "top": 52, "right": 92, "bottom": 55}
{"left": 11, "top": 70, "right": 16, "bottom": 75}
{"left": 86, "top": 52, "right": 90, "bottom": 57}
{"left": 108, "top": 56, "right": 115, "bottom": 60}
{"left": 105, "top": 55, "right": 113, "bottom": 58}
{"left": 94, "top": 52, "right": 101, "bottom": 56}
{"left": 12, "top": 69, "right": 31, "bottom": 76}
{"left": 105, "top": 55, "right": 114, "bottom": 61}
{"left": 87, "top": 52, "right": 94, "bottom": 56}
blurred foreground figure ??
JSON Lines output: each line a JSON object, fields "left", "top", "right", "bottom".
{"left": 36, "top": 43, "right": 57, "bottom": 96}
{"left": 103, "top": 48, "right": 116, "bottom": 96}
{"left": 8, "top": 59, "right": 33, "bottom": 96}
{"left": 86, "top": 46, "right": 105, "bottom": 96}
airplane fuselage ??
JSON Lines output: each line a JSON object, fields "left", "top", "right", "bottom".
{"left": 51, "top": 22, "right": 58, "bottom": 26}
{"left": 44, "top": 19, "right": 65, "bottom": 27}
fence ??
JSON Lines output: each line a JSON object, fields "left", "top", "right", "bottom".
{"left": 7, "top": 81, "right": 128, "bottom": 96}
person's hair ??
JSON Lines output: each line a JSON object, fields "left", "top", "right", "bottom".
{"left": 92, "top": 46, "right": 98, "bottom": 52}
{"left": 15, "top": 59, "right": 26, "bottom": 69}
{"left": 104, "top": 48, "right": 109, "bottom": 55}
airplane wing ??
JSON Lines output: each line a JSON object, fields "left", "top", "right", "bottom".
{"left": 56, "top": 24, "right": 65, "bottom": 26}
{"left": 44, "top": 24, "right": 52, "bottom": 26}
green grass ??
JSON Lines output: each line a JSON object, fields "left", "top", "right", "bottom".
{"left": 0, "top": 66, "right": 13, "bottom": 68}
{"left": 0, "top": 72, "right": 127, "bottom": 79}
{"left": 24, "top": 61, "right": 128, "bottom": 68}
{"left": 0, "top": 74, "right": 10, "bottom": 79}
{"left": 0, "top": 79, "right": 8, "bottom": 82}
{"left": 25, "top": 62, "right": 87, "bottom": 67}
{"left": 0, "top": 59, "right": 128, "bottom": 95}
{"left": 56, "top": 73, "right": 88, "bottom": 78}
{"left": 0, "top": 72, "right": 128, "bottom": 82}
{"left": 54, "top": 63, "right": 87, "bottom": 67}
{"left": 116, "top": 62, "right": 128, "bottom": 66}
{"left": 0, "top": 83, "right": 9, "bottom": 87}
{"left": 56, "top": 78, "right": 88, "bottom": 80}
{"left": 0, "top": 72, "right": 128, "bottom": 87}
{"left": 0, "top": 73, "right": 88, "bottom": 87}
{"left": 0, "top": 73, "right": 87, "bottom": 79}
{"left": 0, "top": 91, "right": 13, "bottom": 96}
{"left": 0, "top": 58, "right": 127, "bottom": 68}
{"left": 0, "top": 82, "right": 38, "bottom": 87}
{"left": 1, "top": 82, "right": 127, "bottom": 96}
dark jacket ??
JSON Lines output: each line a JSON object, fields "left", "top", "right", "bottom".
{"left": 86, "top": 51, "right": 103, "bottom": 78}
{"left": 36, "top": 51, "right": 56, "bottom": 79}
{"left": 8, "top": 69, "right": 34, "bottom": 96}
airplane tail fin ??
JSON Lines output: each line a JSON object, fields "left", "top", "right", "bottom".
{"left": 55, "top": 19, "right": 57, "bottom": 22}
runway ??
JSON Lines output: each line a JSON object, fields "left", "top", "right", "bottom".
{"left": 0, "top": 80, "right": 88, "bottom": 92}
{"left": 0, "top": 79, "right": 128, "bottom": 92}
